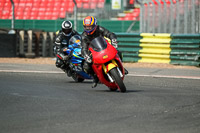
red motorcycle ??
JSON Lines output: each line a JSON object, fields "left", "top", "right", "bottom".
{"left": 89, "top": 37, "right": 126, "bottom": 92}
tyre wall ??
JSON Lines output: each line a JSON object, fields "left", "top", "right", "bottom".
{"left": 0, "top": 33, "right": 16, "bottom": 57}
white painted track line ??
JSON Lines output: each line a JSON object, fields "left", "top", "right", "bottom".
{"left": 128, "top": 73, "right": 200, "bottom": 80}
{"left": 0, "top": 70, "right": 200, "bottom": 80}
{"left": 0, "top": 70, "right": 63, "bottom": 74}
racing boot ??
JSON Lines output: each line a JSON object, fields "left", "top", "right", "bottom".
{"left": 117, "top": 51, "right": 128, "bottom": 75}
{"left": 124, "top": 68, "right": 128, "bottom": 75}
{"left": 92, "top": 75, "right": 99, "bottom": 88}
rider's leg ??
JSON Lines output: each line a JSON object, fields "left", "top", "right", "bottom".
{"left": 83, "top": 61, "right": 99, "bottom": 88}
{"left": 56, "top": 57, "right": 65, "bottom": 69}
{"left": 56, "top": 57, "right": 72, "bottom": 76}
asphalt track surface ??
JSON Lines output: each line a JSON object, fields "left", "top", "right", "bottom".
{"left": 0, "top": 63, "right": 200, "bottom": 133}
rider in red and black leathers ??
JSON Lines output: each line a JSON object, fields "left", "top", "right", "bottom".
{"left": 81, "top": 16, "right": 128, "bottom": 88}
{"left": 81, "top": 26, "right": 118, "bottom": 61}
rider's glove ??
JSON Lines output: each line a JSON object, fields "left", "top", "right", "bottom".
{"left": 53, "top": 46, "right": 57, "bottom": 54}
{"left": 84, "top": 55, "right": 92, "bottom": 63}
{"left": 57, "top": 53, "right": 68, "bottom": 60}
{"left": 111, "top": 39, "right": 118, "bottom": 49}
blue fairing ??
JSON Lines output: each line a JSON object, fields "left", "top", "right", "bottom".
{"left": 65, "top": 37, "right": 92, "bottom": 80}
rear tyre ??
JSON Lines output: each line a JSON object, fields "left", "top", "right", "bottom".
{"left": 109, "top": 87, "right": 118, "bottom": 91}
{"left": 72, "top": 73, "right": 85, "bottom": 82}
{"left": 109, "top": 68, "right": 126, "bottom": 92}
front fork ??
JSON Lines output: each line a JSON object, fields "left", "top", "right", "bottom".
{"left": 102, "top": 60, "right": 123, "bottom": 82}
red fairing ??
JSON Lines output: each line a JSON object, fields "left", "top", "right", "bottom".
{"left": 92, "top": 64, "right": 118, "bottom": 88}
{"left": 89, "top": 41, "right": 117, "bottom": 64}
{"left": 92, "top": 54, "right": 125, "bottom": 89}
{"left": 89, "top": 37, "right": 126, "bottom": 91}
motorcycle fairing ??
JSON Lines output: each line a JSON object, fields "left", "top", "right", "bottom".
{"left": 64, "top": 35, "right": 93, "bottom": 80}
{"left": 89, "top": 36, "right": 125, "bottom": 89}
{"left": 89, "top": 40, "right": 117, "bottom": 64}
{"left": 102, "top": 59, "right": 118, "bottom": 74}
{"left": 92, "top": 57, "right": 125, "bottom": 89}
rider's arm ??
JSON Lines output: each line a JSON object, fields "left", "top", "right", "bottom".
{"left": 99, "top": 26, "right": 117, "bottom": 40}
{"left": 54, "top": 32, "right": 69, "bottom": 60}
{"left": 99, "top": 26, "right": 118, "bottom": 48}
{"left": 81, "top": 33, "right": 90, "bottom": 57}
{"left": 81, "top": 33, "right": 93, "bottom": 63}
{"left": 54, "top": 31, "right": 63, "bottom": 54}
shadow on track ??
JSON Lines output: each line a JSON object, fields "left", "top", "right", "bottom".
{"left": 95, "top": 89, "right": 143, "bottom": 93}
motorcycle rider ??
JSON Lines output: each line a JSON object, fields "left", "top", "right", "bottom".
{"left": 54, "top": 20, "right": 80, "bottom": 76}
{"left": 81, "top": 16, "right": 128, "bottom": 88}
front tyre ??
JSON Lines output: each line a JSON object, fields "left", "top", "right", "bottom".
{"left": 109, "top": 67, "right": 126, "bottom": 92}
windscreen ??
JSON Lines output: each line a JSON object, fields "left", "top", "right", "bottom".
{"left": 90, "top": 37, "right": 107, "bottom": 52}
{"left": 69, "top": 35, "right": 82, "bottom": 48}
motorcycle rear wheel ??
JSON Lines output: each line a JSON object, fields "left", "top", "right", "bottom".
{"left": 109, "top": 68, "right": 126, "bottom": 92}
{"left": 109, "top": 87, "right": 118, "bottom": 91}
{"left": 72, "top": 74, "right": 85, "bottom": 82}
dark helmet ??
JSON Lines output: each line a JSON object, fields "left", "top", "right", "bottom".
{"left": 83, "top": 16, "right": 97, "bottom": 35}
{"left": 61, "top": 20, "right": 72, "bottom": 36}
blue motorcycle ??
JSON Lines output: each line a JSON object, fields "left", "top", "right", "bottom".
{"left": 63, "top": 35, "right": 92, "bottom": 82}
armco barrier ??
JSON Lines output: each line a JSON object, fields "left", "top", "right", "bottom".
{"left": 117, "top": 33, "right": 200, "bottom": 66}
{"left": 2, "top": 29, "right": 199, "bottom": 66}
{"left": 0, "top": 33, "right": 16, "bottom": 57}
{"left": 170, "top": 34, "right": 200, "bottom": 66}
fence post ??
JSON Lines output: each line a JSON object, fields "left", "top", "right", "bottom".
{"left": 25, "top": 30, "right": 35, "bottom": 58}
{"left": 175, "top": 0, "right": 180, "bottom": 33}
{"left": 144, "top": 1, "right": 148, "bottom": 32}
{"left": 49, "top": 32, "right": 54, "bottom": 57}
{"left": 42, "top": 32, "right": 47, "bottom": 57}
{"left": 163, "top": 1, "right": 167, "bottom": 33}
{"left": 184, "top": 0, "right": 188, "bottom": 33}
{"left": 146, "top": 2, "right": 150, "bottom": 33}
{"left": 139, "top": 2, "right": 144, "bottom": 33}
{"left": 169, "top": 0, "right": 174, "bottom": 33}
{"left": 19, "top": 30, "right": 24, "bottom": 56}
{"left": 155, "top": 0, "right": 162, "bottom": 33}
{"left": 152, "top": 2, "right": 156, "bottom": 33}
{"left": 191, "top": 0, "right": 195, "bottom": 33}
{"left": 34, "top": 31, "right": 40, "bottom": 57}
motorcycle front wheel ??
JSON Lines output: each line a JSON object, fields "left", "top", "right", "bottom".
{"left": 109, "top": 67, "right": 126, "bottom": 92}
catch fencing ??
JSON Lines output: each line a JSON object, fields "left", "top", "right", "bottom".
{"left": 139, "top": 0, "right": 200, "bottom": 34}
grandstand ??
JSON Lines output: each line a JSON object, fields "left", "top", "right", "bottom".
{"left": 0, "top": 0, "right": 199, "bottom": 34}
{"left": 0, "top": 0, "right": 187, "bottom": 21}
{"left": 0, "top": 0, "right": 106, "bottom": 20}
